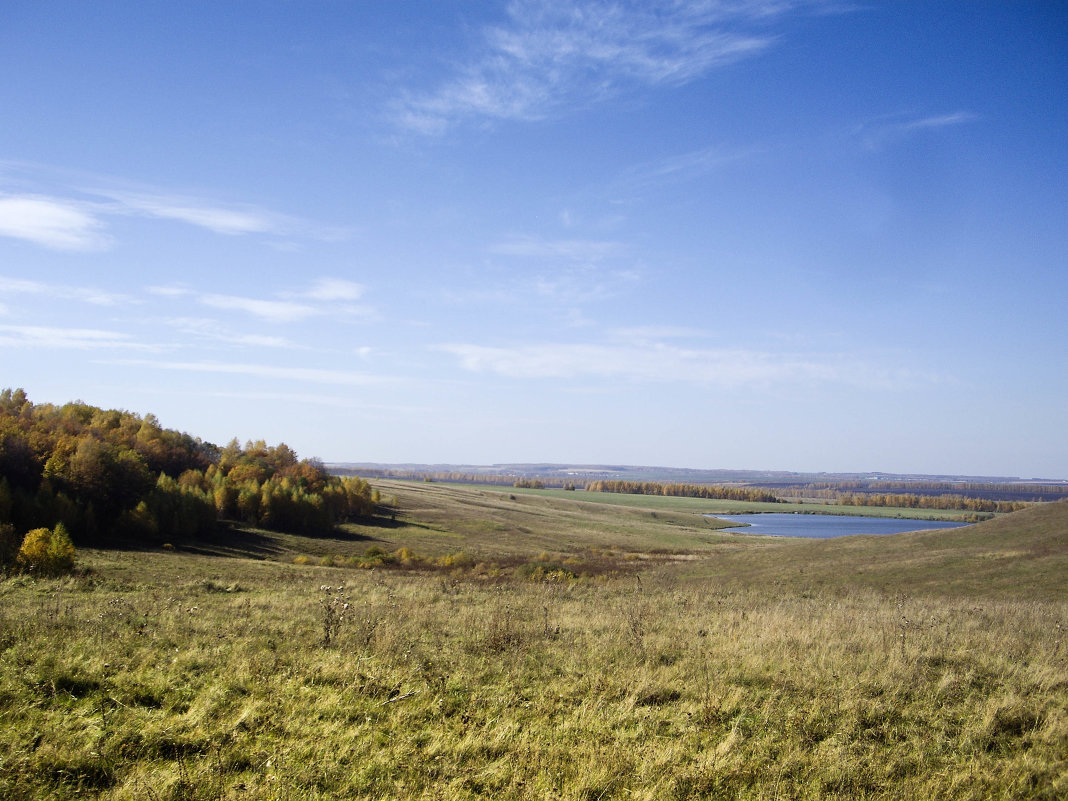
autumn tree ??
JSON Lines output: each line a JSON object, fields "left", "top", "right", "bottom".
{"left": 16, "top": 523, "right": 76, "bottom": 575}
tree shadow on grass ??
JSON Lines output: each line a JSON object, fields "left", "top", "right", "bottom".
{"left": 183, "top": 519, "right": 390, "bottom": 556}
{"left": 349, "top": 515, "right": 434, "bottom": 531}
{"left": 172, "top": 526, "right": 285, "bottom": 559}
{"left": 84, "top": 515, "right": 405, "bottom": 560}
{"left": 88, "top": 524, "right": 285, "bottom": 560}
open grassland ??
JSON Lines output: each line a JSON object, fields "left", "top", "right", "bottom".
{"left": 0, "top": 485, "right": 1065, "bottom": 800}
{"left": 497, "top": 484, "right": 989, "bottom": 522}
{"left": 330, "top": 480, "right": 761, "bottom": 559}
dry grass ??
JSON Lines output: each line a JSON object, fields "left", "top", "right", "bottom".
{"left": 0, "top": 488, "right": 1064, "bottom": 799}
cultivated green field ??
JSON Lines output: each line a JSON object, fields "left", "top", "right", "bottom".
{"left": 1, "top": 483, "right": 1065, "bottom": 799}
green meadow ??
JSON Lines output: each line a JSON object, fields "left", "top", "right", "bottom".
{"left": 498, "top": 484, "right": 986, "bottom": 521}
{"left": 1, "top": 481, "right": 1065, "bottom": 799}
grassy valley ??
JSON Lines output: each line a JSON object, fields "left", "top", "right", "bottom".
{"left": 1, "top": 479, "right": 1065, "bottom": 799}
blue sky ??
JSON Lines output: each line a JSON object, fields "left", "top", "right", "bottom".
{"left": 1, "top": 1, "right": 1065, "bottom": 478}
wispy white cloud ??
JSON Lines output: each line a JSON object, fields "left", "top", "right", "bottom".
{"left": 440, "top": 262, "right": 637, "bottom": 308}
{"left": 440, "top": 285, "right": 526, "bottom": 308}
{"left": 198, "top": 294, "right": 321, "bottom": 323}
{"left": 158, "top": 388, "right": 434, "bottom": 420}
{"left": 534, "top": 267, "right": 639, "bottom": 303}
{"left": 434, "top": 341, "right": 923, "bottom": 390}
{"left": 610, "top": 144, "right": 759, "bottom": 197}
{"left": 484, "top": 235, "right": 637, "bottom": 304}
{"left": 97, "top": 189, "right": 349, "bottom": 241}
{"left": 899, "top": 112, "right": 979, "bottom": 132}
{"left": 184, "top": 389, "right": 417, "bottom": 411}
{"left": 112, "top": 359, "right": 390, "bottom": 386}
{"left": 298, "top": 277, "right": 366, "bottom": 302}
{"left": 191, "top": 277, "right": 373, "bottom": 324}
{"left": 0, "top": 163, "right": 349, "bottom": 250}
{"left": 561, "top": 307, "right": 596, "bottom": 328}
{"left": 393, "top": 0, "right": 816, "bottom": 132}
{"left": 103, "top": 191, "right": 274, "bottom": 235}
{"left": 0, "top": 275, "right": 136, "bottom": 306}
{"left": 609, "top": 325, "right": 709, "bottom": 342}
{"left": 165, "top": 317, "right": 294, "bottom": 349}
{"left": 146, "top": 285, "right": 194, "bottom": 297}
{"left": 0, "top": 194, "right": 109, "bottom": 251}
{"left": 0, "top": 324, "right": 157, "bottom": 350}
{"left": 90, "top": 190, "right": 348, "bottom": 242}
{"left": 855, "top": 111, "right": 979, "bottom": 150}
{"left": 488, "top": 236, "right": 623, "bottom": 261}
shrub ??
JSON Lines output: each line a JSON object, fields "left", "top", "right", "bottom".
{"left": 16, "top": 523, "right": 76, "bottom": 575}
{"left": 516, "top": 561, "right": 576, "bottom": 582}
{"left": 437, "top": 551, "right": 474, "bottom": 569}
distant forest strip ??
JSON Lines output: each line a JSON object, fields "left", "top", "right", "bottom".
{"left": 0, "top": 388, "right": 375, "bottom": 546}
{"left": 585, "top": 480, "right": 781, "bottom": 503}
{"left": 774, "top": 481, "right": 1068, "bottom": 503}
{"left": 830, "top": 492, "right": 1028, "bottom": 513}
{"left": 342, "top": 470, "right": 581, "bottom": 489}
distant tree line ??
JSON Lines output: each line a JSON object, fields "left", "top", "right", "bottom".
{"left": 0, "top": 388, "right": 375, "bottom": 547}
{"left": 775, "top": 481, "right": 1065, "bottom": 503}
{"left": 833, "top": 492, "right": 1028, "bottom": 514}
{"left": 512, "top": 478, "right": 546, "bottom": 489}
{"left": 585, "top": 480, "right": 781, "bottom": 503}
{"left": 351, "top": 470, "right": 584, "bottom": 489}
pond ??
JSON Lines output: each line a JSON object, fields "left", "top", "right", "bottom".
{"left": 710, "top": 513, "right": 970, "bottom": 539}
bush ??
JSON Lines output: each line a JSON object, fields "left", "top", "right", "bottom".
{"left": 516, "top": 561, "right": 576, "bottom": 582}
{"left": 16, "top": 523, "right": 76, "bottom": 575}
{"left": 437, "top": 551, "right": 474, "bottom": 568}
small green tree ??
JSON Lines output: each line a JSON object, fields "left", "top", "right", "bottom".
{"left": 16, "top": 523, "right": 76, "bottom": 575}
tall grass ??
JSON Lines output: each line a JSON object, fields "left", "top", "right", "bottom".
{"left": 1, "top": 546, "right": 1064, "bottom": 799}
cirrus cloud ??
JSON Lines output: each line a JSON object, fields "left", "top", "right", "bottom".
{"left": 111, "top": 358, "right": 390, "bottom": 387}
{"left": 0, "top": 324, "right": 156, "bottom": 350}
{"left": 0, "top": 194, "right": 109, "bottom": 251}
{"left": 0, "top": 162, "right": 350, "bottom": 252}
{"left": 198, "top": 294, "right": 321, "bottom": 323}
{"left": 434, "top": 341, "right": 927, "bottom": 390}
{"left": 0, "top": 275, "right": 136, "bottom": 306}
{"left": 392, "top": 0, "right": 827, "bottom": 133}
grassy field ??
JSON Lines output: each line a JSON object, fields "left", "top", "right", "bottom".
{"left": 0, "top": 483, "right": 1065, "bottom": 799}
{"left": 494, "top": 484, "right": 990, "bottom": 522}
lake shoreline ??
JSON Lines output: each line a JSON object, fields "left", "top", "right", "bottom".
{"left": 706, "top": 512, "right": 972, "bottom": 539}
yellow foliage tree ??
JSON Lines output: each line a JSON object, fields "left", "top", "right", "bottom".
{"left": 16, "top": 523, "right": 76, "bottom": 575}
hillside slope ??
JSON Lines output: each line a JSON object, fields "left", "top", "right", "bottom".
{"left": 682, "top": 500, "right": 1068, "bottom": 600}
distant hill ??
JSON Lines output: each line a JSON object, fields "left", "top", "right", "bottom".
{"left": 330, "top": 461, "right": 1066, "bottom": 484}
{"left": 330, "top": 462, "right": 1068, "bottom": 503}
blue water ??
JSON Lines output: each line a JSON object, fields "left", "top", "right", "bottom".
{"left": 711, "top": 513, "right": 970, "bottom": 539}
